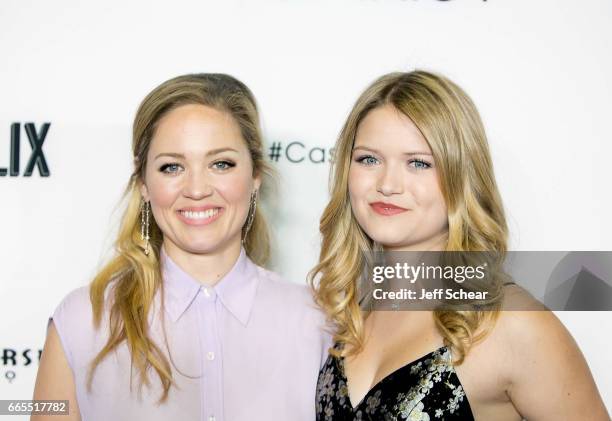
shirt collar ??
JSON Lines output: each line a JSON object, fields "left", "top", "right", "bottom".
{"left": 160, "top": 245, "right": 259, "bottom": 326}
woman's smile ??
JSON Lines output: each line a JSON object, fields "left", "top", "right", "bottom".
{"left": 176, "top": 206, "right": 224, "bottom": 226}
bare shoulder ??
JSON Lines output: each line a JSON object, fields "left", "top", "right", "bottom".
{"left": 495, "top": 284, "right": 576, "bottom": 355}
{"left": 469, "top": 285, "right": 551, "bottom": 355}
{"left": 491, "top": 284, "right": 583, "bottom": 376}
{"left": 499, "top": 283, "right": 547, "bottom": 311}
{"left": 488, "top": 284, "right": 609, "bottom": 420}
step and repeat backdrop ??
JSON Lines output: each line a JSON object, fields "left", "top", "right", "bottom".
{"left": 1, "top": 0, "right": 611, "bottom": 415}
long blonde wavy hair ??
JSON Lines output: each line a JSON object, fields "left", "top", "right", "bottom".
{"left": 88, "top": 73, "right": 272, "bottom": 401}
{"left": 309, "top": 70, "right": 508, "bottom": 364}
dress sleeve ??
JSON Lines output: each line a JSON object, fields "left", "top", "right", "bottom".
{"left": 49, "top": 286, "right": 91, "bottom": 371}
{"left": 318, "top": 319, "right": 334, "bottom": 369}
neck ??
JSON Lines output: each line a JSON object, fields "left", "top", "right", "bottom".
{"left": 162, "top": 237, "right": 242, "bottom": 286}
{"left": 378, "top": 231, "right": 449, "bottom": 306}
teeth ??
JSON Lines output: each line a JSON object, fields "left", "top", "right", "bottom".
{"left": 180, "top": 208, "right": 219, "bottom": 220}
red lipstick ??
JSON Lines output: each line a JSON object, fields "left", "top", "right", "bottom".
{"left": 370, "top": 202, "right": 409, "bottom": 216}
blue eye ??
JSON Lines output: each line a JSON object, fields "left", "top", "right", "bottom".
{"left": 212, "top": 160, "right": 236, "bottom": 170}
{"left": 356, "top": 155, "right": 379, "bottom": 166}
{"left": 409, "top": 159, "right": 432, "bottom": 170}
{"left": 159, "top": 163, "right": 182, "bottom": 174}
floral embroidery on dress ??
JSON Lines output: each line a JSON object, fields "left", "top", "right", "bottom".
{"left": 315, "top": 345, "right": 474, "bottom": 420}
{"left": 365, "top": 390, "right": 382, "bottom": 414}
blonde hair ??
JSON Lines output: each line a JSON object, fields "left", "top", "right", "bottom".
{"left": 309, "top": 70, "right": 508, "bottom": 363}
{"left": 88, "top": 73, "right": 273, "bottom": 401}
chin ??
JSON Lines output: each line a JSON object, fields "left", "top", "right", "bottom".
{"left": 365, "top": 226, "right": 409, "bottom": 246}
{"left": 176, "top": 237, "right": 223, "bottom": 254}
{"left": 376, "top": 241, "right": 410, "bottom": 250}
{"left": 368, "top": 235, "right": 410, "bottom": 250}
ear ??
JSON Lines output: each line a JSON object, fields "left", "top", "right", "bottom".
{"left": 139, "top": 179, "right": 150, "bottom": 202}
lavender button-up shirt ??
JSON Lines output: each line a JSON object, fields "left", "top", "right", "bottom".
{"left": 51, "top": 247, "right": 332, "bottom": 421}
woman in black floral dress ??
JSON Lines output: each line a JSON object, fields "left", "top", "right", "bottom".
{"left": 310, "top": 71, "right": 608, "bottom": 420}
{"left": 317, "top": 345, "right": 471, "bottom": 420}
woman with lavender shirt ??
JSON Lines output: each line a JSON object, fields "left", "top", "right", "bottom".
{"left": 32, "top": 74, "right": 331, "bottom": 421}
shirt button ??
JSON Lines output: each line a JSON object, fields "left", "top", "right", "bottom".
{"left": 207, "top": 351, "right": 215, "bottom": 361}
{"left": 208, "top": 416, "right": 215, "bottom": 421}
{"left": 203, "top": 287, "right": 211, "bottom": 298}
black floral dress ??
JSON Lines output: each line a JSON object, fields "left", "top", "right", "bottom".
{"left": 315, "top": 345, "right": 474, "bottom": 420}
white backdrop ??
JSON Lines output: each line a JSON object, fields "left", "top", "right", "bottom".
{"left": 1, "top": 0, "right": 611, "bottom": 416}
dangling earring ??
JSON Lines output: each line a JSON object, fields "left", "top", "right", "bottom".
{"left": 242, "top": 189, "right": 258, "bottom": 244}
{"left": 140, "top": 199, "right": 150, "bottom": 255}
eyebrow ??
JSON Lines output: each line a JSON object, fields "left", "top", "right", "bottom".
{"left": 154, "top": 147, "right": 239, "bottom": 160}
{"left": 352, "top": 146, "right": 432, "bottom": 156}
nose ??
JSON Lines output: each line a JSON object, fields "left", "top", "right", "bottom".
{"left": 377, "top": 164, "right": 403, "bottom": 196}
{"left": 182, "top": 169, "right": 214, "bottom": 199}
